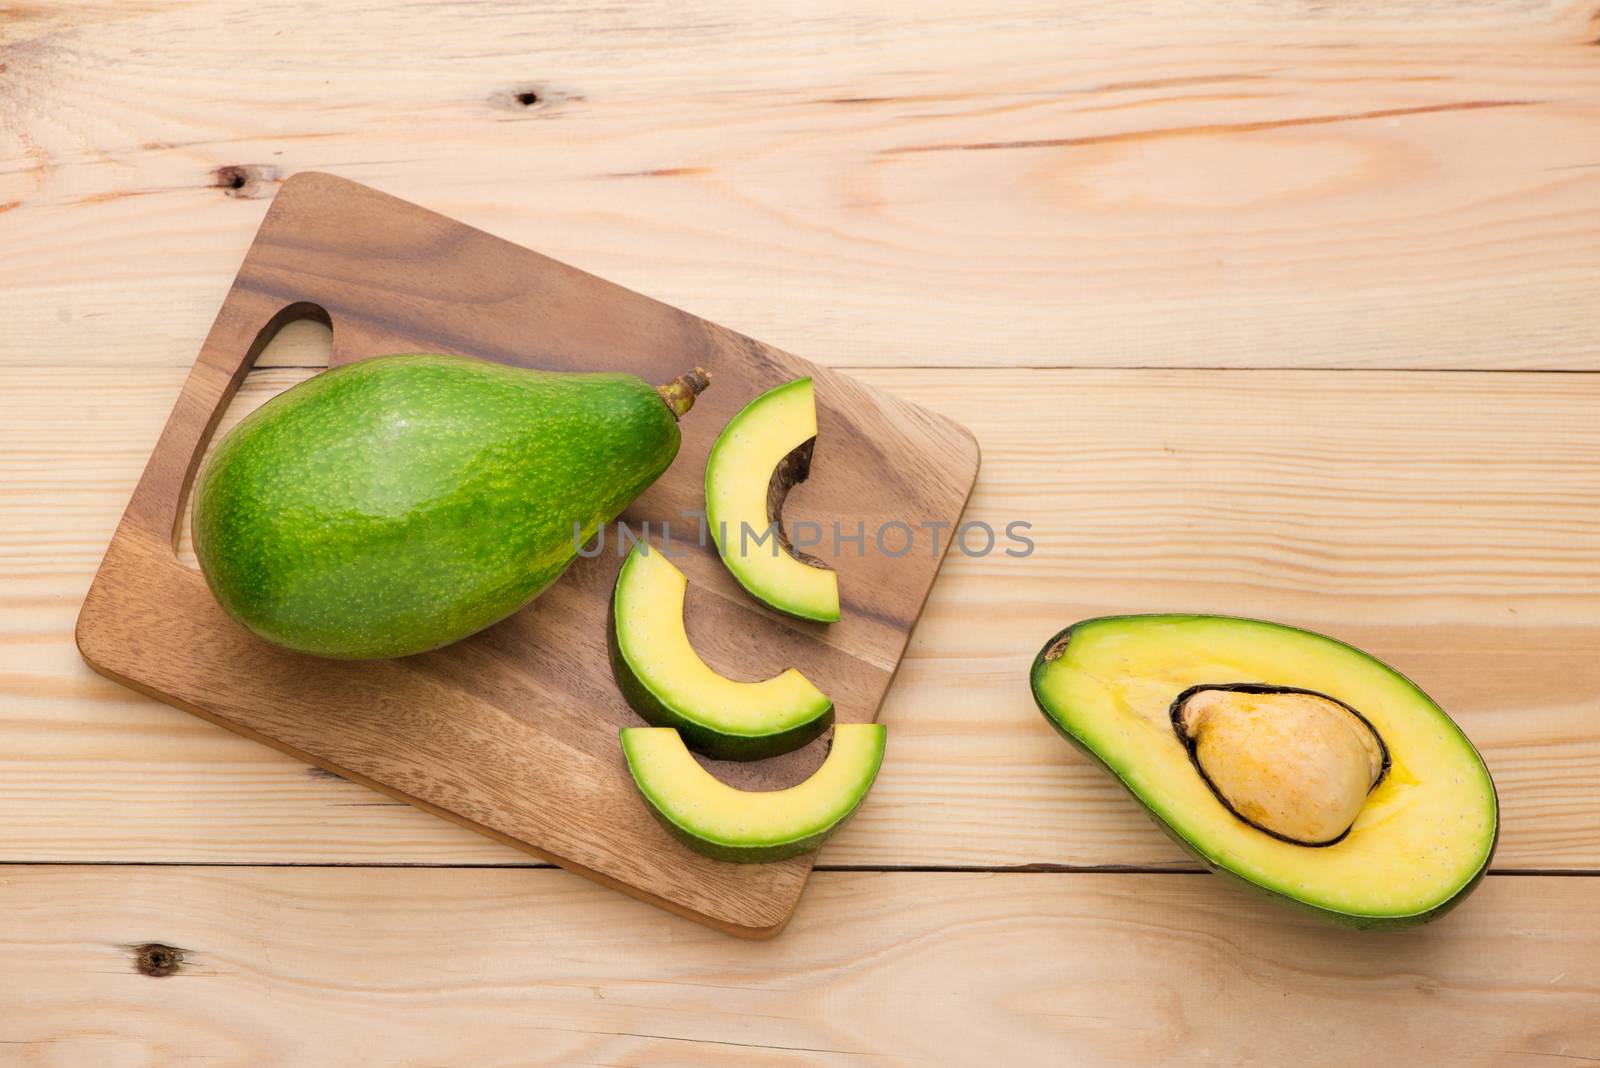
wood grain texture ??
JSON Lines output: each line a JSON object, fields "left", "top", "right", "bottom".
{"left": 7, "top": 364, "right": 1596, "bottom": 868}
{"left": 0, "top": 867, "right": 1595, "bottom": 1065}
{"left": 71, "top": 173, "right": 979, "bottom": 935}
{"left": 4, "top": 2, "right": 1600, "bottom": 373}
{"left": 5, "top": 2, "right": 1600, "bottom": 1053}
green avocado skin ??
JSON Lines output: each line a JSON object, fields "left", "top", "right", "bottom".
{"left": 641, "top": 793, "right": 868, "bottom": 864}
{"left": 1029, "top": 616, "right": 1498, "bottom": 930}
{"left": 605, "top": 583, "right": 834, "bottom": 762}
{"left": 622, "top": 727, "right": 885, "bottom": 864}
{"left": 192, "top": 354, "right": 682, "bottom": 659}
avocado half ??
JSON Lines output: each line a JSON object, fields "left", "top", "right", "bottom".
{"left": 704, "top": 378, "right": 841, "bottom": 623}
{"left": 608, "top": 543, "right": 834, "bottom": 760}
{"left": 1030, "top": 615, "right": 1498, "bottom": 928}
{"left": 621, "top": 724, "right": 886, "bottom": 863}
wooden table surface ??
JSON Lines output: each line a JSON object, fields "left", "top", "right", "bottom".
{"left": 3, "top": 2, "right": 1598, "bottom": 1063}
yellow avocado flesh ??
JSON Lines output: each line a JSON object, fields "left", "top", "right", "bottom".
{"left": 1033, "top": 616, "right": 1496, "bottom": 921}
{"left": 705, "top": 378, "right": 840, "bottom": 622}
{"left": 622, "top": 724, "right": 886, "bottom": 848}
{"left": 614, "top": 546, "right": 830, "bottom": 735}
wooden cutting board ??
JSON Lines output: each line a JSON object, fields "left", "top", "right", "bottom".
{"left": 75, "top": 173, "right": 979, "bottom": 937}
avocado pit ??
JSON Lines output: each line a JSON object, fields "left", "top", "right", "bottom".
{"left": 1171, "top": 684, "right": 1389, "bottom": 846}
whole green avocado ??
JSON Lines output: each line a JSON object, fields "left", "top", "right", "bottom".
{"left": 192, "top": 353, "right": 709, "bottom": 659}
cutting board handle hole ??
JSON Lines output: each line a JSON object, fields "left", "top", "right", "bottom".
{"left": 173, "top": 303, "right": 333, "bottom": 568}
{"left": 246, "top": 305, "right": 333, "bottom": 371}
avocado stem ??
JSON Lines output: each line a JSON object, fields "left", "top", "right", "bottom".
{"left": 656, "top": 367, "right": 712, "bottom": 420}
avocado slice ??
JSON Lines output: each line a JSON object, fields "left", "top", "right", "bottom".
{"left": 621, "top": 723, "right": 885, "bottom": 863}
{"left": 1030, "top": 615, "right": 1497, "bottom": 928}
{"left": 704, "top": 378, "right": 840, "bottom": 622}
{"left": 608, "top": 543, "right": 834, "bottom": 760}
{"left": 193, "top": 354, "right": 709, "bottom": 659}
